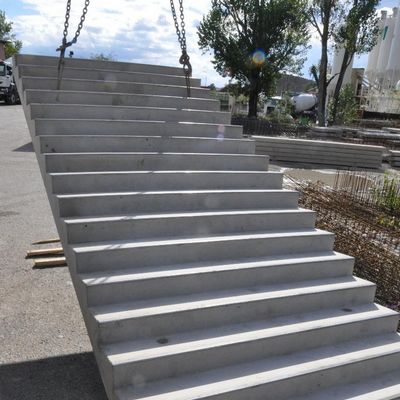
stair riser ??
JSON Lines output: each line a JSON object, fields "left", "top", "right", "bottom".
{"left": 45, "top": 154, "right": 268, "bottom": 173}
{"left": 67, "top": 211, "right": 316, "bottom": 244}
{"left": 35, "top": 119, "right": 242, "bottom": 138}
{"left": 111, "top": 314, "right": 399, "bottom": 387}
{"left": 58, "top": 191, "right": 297, "bottom": 218}
{"left": 30, "top": 105, "right": 231, "bottom": 125}
{"left": 197, "top": 350, "right": 400, "bottom": 400}
{"left": 15, "top": 54, "right": 185, "bottom": 75}
{"left": 18, "top": 65, "right": 202, "bottom": 87}
{"left": 85, "top": 258, "right": 354, "bottom": 306}
{"left": 40, "top": 136, "right": 255, "bottom": 155}
{"left": 76, "top": 233, "right": 335, "bottom": 273}
{"left": 95, "top": 285, "right": 375, "bottom": 344}
{"left": 26, "top": 91, "right": 219, "bottom": 111}
{"left": 22, "top": 77, "right": 211, "bottom": 99}
{"left": 52, "top": 172, "right": 282, "bottom": 195}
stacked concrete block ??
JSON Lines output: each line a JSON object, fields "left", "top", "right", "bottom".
{"left": 254, "top": 135, "right": 384, "bottom": 169}
{"left": 14, "top": 54, "right": 400, "bottom": 400}
{"left": 389, "top": 150, "right": 400, "bottom": 167}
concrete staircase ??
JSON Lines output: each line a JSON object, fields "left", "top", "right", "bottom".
{"left": 14, "top": 54, "right": 400, "bottom": 400}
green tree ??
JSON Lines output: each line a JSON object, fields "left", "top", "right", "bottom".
{"left": 330, "top": 0, "right": 379, "bottom": 124}
{"left": 328, "top": 84, "right": 358, "bottom": 125}
{"left": 0, "top": 11, "right": 22, "bottom": 59}
{"left": 198, "top": 0, "right": 310, "bottom": 118}
{"left": 308, "top": 0, "right": 344, "bottom": 126}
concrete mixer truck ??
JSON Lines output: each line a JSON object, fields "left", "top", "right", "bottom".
{"left": 264, "top": 93, "right": 317, "bottom": 120}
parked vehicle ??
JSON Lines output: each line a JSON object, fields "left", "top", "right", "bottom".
{"left": 0, "top": 61, "right": 20, "bottom": 105}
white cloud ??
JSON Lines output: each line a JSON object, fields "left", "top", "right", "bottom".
{"left": 11, "top": 0, "right": 229, "bottom": 86}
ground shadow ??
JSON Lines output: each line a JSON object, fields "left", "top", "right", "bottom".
{"left": 0, "top": 352, "right": 108, "bottom": 400}
{"left": 13, "top": 142, "right": 34, "bottom": 152}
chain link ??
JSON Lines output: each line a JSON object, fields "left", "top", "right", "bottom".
{"left": 57, "top": 0, "right": 90, "bottom": 90}
{"left": 170, "top": 0, "right": 192, "bottom": 97}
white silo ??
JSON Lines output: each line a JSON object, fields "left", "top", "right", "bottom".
{"left": 386, "top": 8, "right": 400, "bottom": 86}
{"left": 376, "top": 9, "right": 396, "bottom": 75}
{"left": 328, "top": 47, "right": 354, "bottom": 95}
{"left": 366, "top": 15, "right": 385, "bottom": 81}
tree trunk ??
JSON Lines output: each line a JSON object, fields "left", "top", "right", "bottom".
{"left": 248, "top": 71, "right": 260, "bottom": 118}
{"left": 248, "top": 88, "right": 259, "bottom": 118}
{"left": 331, "top": 48, "right": 353, "bottom": 125}
{"left": 318, "top": 33, "right": 329, "bottom": 126}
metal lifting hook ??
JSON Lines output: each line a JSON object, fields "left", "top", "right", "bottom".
{"left": 57, "top": 0, "right": 90, "bottom": 90}
{"left": 170, "top": 0, "right": 192, "bottom": 97}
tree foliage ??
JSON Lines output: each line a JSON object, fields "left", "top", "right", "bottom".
{"left": 0, "top": 11, "right": 22, "bottom": 59}
{"left": 330, "top": 0, "right": 379, "bottom": 124}
{"left": 328, "top": 84, "right": 358, "bottom": 125}
{"left": 90, "top": 52, "right": 117, "bottom": 61}
{"left": 308, "top": 0, "right": 379, "bottom": 126}
{"left": 197, "top": 0, "right": 310, "bottom": 117}
{"left": 308, "top": 0, "right": 344, "bottom": 126}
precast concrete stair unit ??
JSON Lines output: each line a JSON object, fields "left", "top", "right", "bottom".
{"left": 14, "top": 54, "right": 400, "bottom": 400}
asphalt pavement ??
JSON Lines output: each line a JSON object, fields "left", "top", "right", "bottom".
{"left": 0, "top": 104, "right": 107, "bottom": 399}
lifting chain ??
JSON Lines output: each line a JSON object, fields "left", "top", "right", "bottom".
{"left": 170, "top": 0, "right": 192, "bottom": 97}
{"left": 56, "top": 0, "right": 90, "bottom": 90}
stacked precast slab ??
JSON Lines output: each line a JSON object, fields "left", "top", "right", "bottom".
{"left": 14, "top": 54, "right": 400, "bottom": 400}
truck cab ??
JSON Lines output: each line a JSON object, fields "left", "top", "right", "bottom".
{"left": 0, "top": 61, "right": 20, "bottom": 105}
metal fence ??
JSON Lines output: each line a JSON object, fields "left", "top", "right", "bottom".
{"left": 231, "top": 116, "right": 309, "bottom": 138}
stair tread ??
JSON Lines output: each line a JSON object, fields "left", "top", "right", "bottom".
{"left": 51, "top": 170, "right": 279, "bottom": 177}
{"left": 80, "top": 251, "right": 351, "bottom": 286}
{"left": 90, "top": 276, "right": 374, "bottom": 324}
{"left": 41, "top": 134, "right": 251, "bottom": 142}
{"left": 19, "top": 63, "right": 195, "bottom": 79}
{"left": 116, "top": 333, "right": 400, "bottom": 400}
{"left": 72, "top": 229, "right": 333, "bottom": 254}
{"left": 104, "top": 304, "right": 397, "bottom": 365}
{"left": 26, "top": 88, "right": 216, "bottom": 102}
{"left": 291, "top": 369, "right": 400, "bottom": 399}
{"left": 64, "top": 208, "right": 312, "bottom": 224}
{"left": 32, "top": 102, "right": 225, "bottom": 113}
{"left": 44, "top": 151, "right": 264, "bottom": 157}
{"left": 57, "top": 188, "right": 293, "bottom": 199}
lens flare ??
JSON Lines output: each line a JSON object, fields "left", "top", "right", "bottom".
{"left": 252, "top": 49, "right": 266, "bottom": 66}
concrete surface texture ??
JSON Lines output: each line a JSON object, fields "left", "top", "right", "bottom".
{"left": 0, "top": 105, "right": 107, "bottom": 399}
{"left": 8, "top": 53, "right": 400, "bottom": 400}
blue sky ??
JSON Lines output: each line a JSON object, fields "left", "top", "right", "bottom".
{"left": 1, "top": 0, "right": 399, "bottom": 86}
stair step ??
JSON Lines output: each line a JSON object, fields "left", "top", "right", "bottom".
{"left": 50, "top": 171, "right": 283, "bottom": 194}
{"left": 21, "top": 77, "right": 211, "bottom": 98}
{"left": 291, "top": 368, "right": 400, "bottom": 399}
{"left": 64, "top": 209, "right": 316, "bottom": 244}
{"left": 103, "top": 305, "right": 398, "bottom": 387}
{"left": 89, "top": 276, "right": 376, "bottom": 344}
{"left": 34, "top": 119, "right": 242, "bottom": 138}
{"left": 81, "top": 252, "right": 354, "bottom": 305}
{"left": 72, "top": 229, "right": 335, "bottom": 273}
{"left": 57, "top": 189, "right": 298, "bottom": 217}
{"left": 15, "top": 54, "right": 185, "bottom": 76}
{"left": 115, "top": 333, "right": 400, "bottom": 400}
{"left": 39, "top": 135, "right": 254, "bottom": 154}
{"left": 18, "top": 64, "right": 202, "bottom": 87}
{"left": 25, "top": 90, "right": 219, "bottom": 111}
{"left": 44, "top": 153, "right": 268, "bottom": 173}
{"left": 30, "top": 104, "right": 231, "bottom": 125}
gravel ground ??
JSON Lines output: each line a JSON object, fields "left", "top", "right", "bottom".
{"left": 0, "top": 105, "right": 106, "bottom": 399}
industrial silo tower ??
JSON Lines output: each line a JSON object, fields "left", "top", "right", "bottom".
{"left": 365, "top": 6, "right": 400, "bottom": 114}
